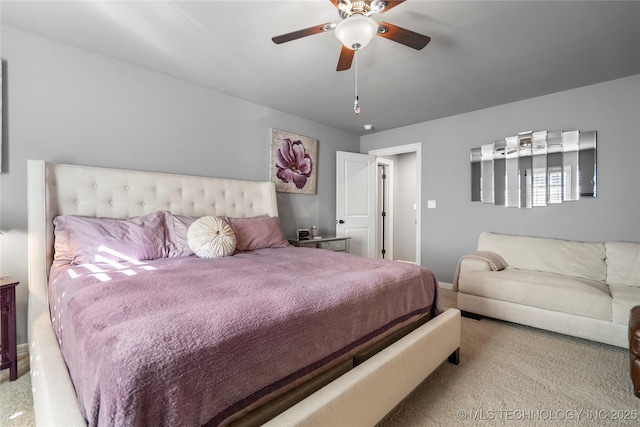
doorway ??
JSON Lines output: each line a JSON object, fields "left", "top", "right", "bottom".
{"left": 376, "top": 152, "right": 417, "bottom": 263}
{"left": 369, "top": 143, "right": 421, "bottom": 264}
{"left": 336, "top": 143, "right": 421, "bottom": 264}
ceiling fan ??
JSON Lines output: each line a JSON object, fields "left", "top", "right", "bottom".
{"left": 272, "top": 0, "right": 431, "bottom": 72}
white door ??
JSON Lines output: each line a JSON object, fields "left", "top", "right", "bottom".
{"left": 336, "top": 151, "right": 376, "bottom": 258}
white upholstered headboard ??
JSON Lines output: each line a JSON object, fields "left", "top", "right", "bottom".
{"left": 26, "top": 160, "right": 278, "bottom": 425}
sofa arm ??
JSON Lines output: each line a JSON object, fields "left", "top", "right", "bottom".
{"left": 460, "top": 256, "right": 496, "bottom": 272}
{"left": 452, "top": 251, "right": 508, "bottom": 291}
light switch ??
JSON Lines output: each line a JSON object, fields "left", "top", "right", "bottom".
{"left": 427, "top": 200, "right": 436, "bottom": 209}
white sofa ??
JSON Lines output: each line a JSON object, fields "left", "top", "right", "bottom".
{"left": 454, "top": 232, "right": 640, "bottom": 348}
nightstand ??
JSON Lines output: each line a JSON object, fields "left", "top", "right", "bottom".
{"left": 1, "top": 277, "right": 19, "bottom": 381}
{"left": 289, "top": 236, "right": 351, "bottom": 253}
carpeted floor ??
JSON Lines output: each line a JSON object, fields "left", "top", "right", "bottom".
{"left": 379, "top": 289, "right": 640, "bottom": 426}
{"left": 2, "top": 289, "right": 638, "bottom": 426}
{"left": 0, "top": 352, "right": 34, "bottom": 426}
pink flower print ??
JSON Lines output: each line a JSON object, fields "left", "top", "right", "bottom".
{"left": 275, "top": 138, "right": 313, "bottom": 189}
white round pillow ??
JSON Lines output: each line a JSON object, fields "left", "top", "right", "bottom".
{"left": 187, "top": 216, "right": 236, "bottom": 258}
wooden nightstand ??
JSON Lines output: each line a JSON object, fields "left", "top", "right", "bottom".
{"left": 1, "top": 277, "right": 19, "bottom": 381}
{"left": 289, "top": 236, "right": 351, "bottom": 253}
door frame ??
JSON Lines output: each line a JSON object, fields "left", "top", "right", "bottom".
{"left": 368, "top": 143, "right": 422, "bottom": 265}
{"left": 376, "top": 157, "right": 394, "bottom": 260}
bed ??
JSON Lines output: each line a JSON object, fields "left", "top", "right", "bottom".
{"left": 27, "top": 160, "right": 461, "bottom": 426}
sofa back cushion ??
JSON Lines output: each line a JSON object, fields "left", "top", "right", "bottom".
{"left": 477, "top": 232, "right": 606, "bottom": 282}
{"left": 605, "top": 242, "right": 640, "bottom": 286}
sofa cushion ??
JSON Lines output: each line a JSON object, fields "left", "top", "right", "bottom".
{"left": 609, "top": 285, "right": 640, "bottom": 325}
{"left": 629, "top": 255, "right": 640, "bottom": 286}
{"left": 457, "top": 268, "right": 612, "bottom": 321}
{"left": 477, "top": 232, "right": 606, "bottom": 282}
{"left": 605, "top": 242, "right": 640, "bottom": 286}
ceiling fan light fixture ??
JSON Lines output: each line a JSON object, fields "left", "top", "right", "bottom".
{"left": 335, "top": 14, "right": 378, "bottom": 50}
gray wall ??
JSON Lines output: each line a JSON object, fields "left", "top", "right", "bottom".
{"left": 0, "top": 26, "right": 360, "bottom": 345}
{"left": 361, "top": 74, "right": 640, "bottom": 284}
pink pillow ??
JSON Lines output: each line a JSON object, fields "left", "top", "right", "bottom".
{"left": 225, "top": 215, "right": 290, "bottom": 251}
{"left": 53, "top": 211, "right": 168, "bottom": 266}
{"left": 164, "top": 213, "right": 199, "bottom": 257}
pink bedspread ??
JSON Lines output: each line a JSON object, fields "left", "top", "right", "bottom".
{"left": 48, "top": 247, "right": 440, "bottom": 426}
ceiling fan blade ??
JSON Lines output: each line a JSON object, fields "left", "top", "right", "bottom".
{"left": 377, "top": 21, "right": 431, "bottom": 50}
{"left": 337, "top": 45, "right": 355, "bottom": 71}
{"left": 272, "top": 22, "right": 335, "bottom": 44}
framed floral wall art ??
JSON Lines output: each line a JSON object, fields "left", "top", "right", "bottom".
{"left": 270, "top": 128, "right": 318, "bottom": 194}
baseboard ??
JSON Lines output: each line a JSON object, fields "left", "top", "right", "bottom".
{"left": 439, "top": 282, "right": 453, "bottom": 290}
{"left": 17, "top": 343, "right": 29, "bottom": 357}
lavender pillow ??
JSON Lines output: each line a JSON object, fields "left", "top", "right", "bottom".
{"left": 164, "top": 213, "right": 199, "bottom": 257}
{"left": 53, "top": 211, "right": 168, "bottom": 266}
{"left": 225, "top": 215, "right": 290, "bottom": 251}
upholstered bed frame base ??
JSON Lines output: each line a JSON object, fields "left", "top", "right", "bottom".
{"left": 263, "top": 309, "right": 460, "bottom": 426}
{"left": 27, "top": 160, "right": 461, "bottom": 426}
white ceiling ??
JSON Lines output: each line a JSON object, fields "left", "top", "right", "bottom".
{"left": 2, "top": 1, "right": 639, "bottom": 135}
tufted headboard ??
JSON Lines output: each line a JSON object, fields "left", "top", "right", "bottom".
{"left": 26, "top": 160, "right": 278, "bottom": 425}
{"left": 28, "top": 160, "right": 278, "bottom": 278}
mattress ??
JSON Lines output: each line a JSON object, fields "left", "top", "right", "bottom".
{"left": 48, "top": 246, "right": 440, "bottom": 426}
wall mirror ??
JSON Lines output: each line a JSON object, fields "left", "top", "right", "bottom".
{"left": 471, "top": 130, "right": 596, "bottom": 208}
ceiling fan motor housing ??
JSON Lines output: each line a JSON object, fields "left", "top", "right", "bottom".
{"left": 338, "top": 0, "right": 387, "bottom": 18}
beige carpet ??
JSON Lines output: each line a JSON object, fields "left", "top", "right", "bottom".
{"left": 0, "top": 352, "right": 34, "bottom": 426}
{"left": 2, "top": 289, "right": 639, "bottom": 426}
{"left": 379, "top": 289, "right": 640, "bottom": 426}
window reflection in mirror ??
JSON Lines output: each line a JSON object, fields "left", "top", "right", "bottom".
{"left": 470, "top": 130, "right": 596, "bottom": 208}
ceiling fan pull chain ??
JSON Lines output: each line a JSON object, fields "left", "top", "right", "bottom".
{"left": 354, "top": 47, "right": 361, "bottom": 115}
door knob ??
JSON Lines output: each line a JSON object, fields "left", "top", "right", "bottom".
{"left": 338, "top": 220, "right": 345, "bottom": 224}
